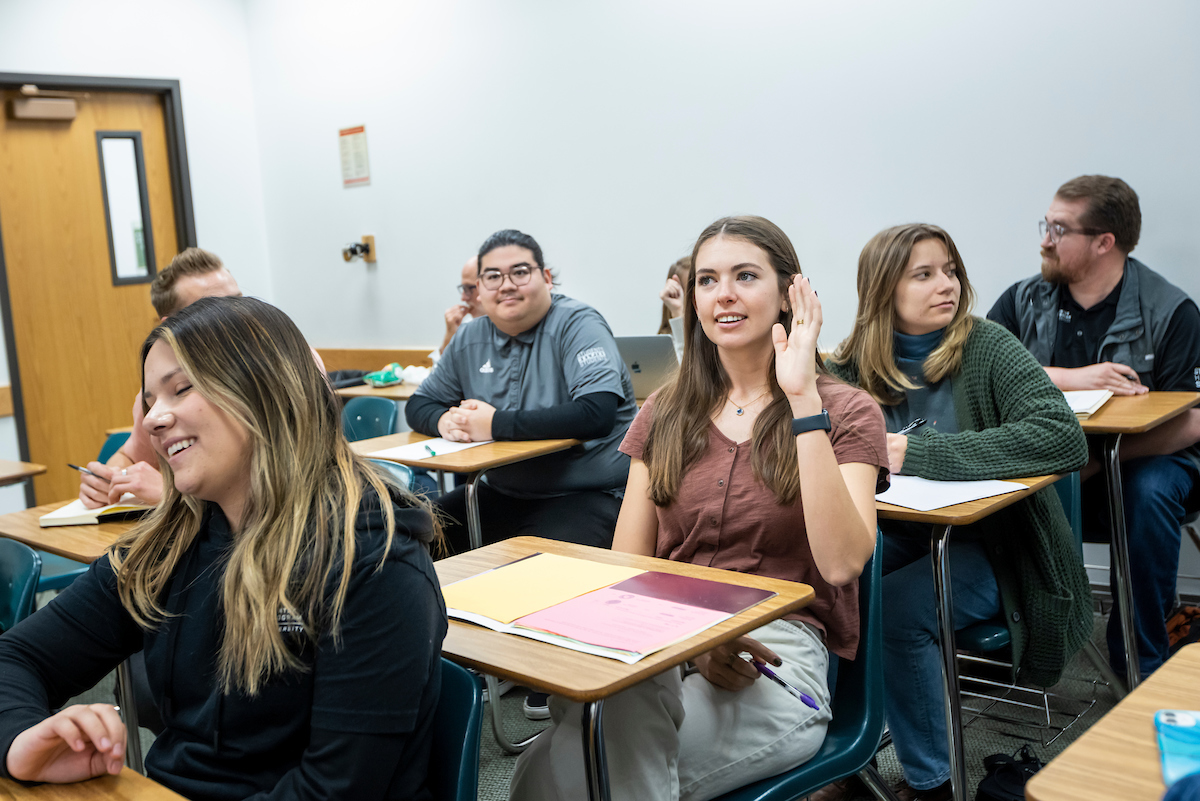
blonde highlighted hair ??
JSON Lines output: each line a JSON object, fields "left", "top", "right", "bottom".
{"left": 830, "top": 223, "right": 975, "bottom": 404}
{"left": 110, "top": 296, "right": 441, "bottom": 695}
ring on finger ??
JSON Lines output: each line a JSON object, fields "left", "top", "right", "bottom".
{"left": 121, "top": 468, "right": 128, "bottom": 476}
{"left": 795, "top": 318, "right": 805, "bottom": 326}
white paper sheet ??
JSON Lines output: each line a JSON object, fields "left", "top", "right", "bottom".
{"left": 367, "top": 437, "right": 492, "bottom": 462}
{"left": 875, "top": 474, "right": 1028, "bottom": 512}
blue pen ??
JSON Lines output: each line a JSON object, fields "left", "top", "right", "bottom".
{"left": 751, "top": 661, "right": 820, "bottom": 710}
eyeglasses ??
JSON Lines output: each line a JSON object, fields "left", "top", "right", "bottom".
{"left": 1039, "top": 220, "right": 1103, "bottom": 245}
{"left": 479, "top": 263, "right": 540, "bottom": 291}
{"left": 456, "top": 283, "right": 478, "bottom": 296}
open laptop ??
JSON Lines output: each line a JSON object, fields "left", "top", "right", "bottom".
{"left": 614, "top": 335, "right": 679, "bottom": 400}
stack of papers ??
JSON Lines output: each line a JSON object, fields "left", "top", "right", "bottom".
{"left": 367, "top": 437, "right": 491, "bottom": 461}
{"left": 1062, "top": 389, "right": 1113, "bottom": 419}
{"left": 875, "top": 475, "right": 1028, "bottom": 512}
{"left": 443, "top": 553, "right": 777, "bottom": 663}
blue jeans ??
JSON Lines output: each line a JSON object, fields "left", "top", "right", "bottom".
{"left": 881, "top": 528, "right": 1001, "bottom": 791}
{"left": 1084, "top": 454, "right": 1199, "bottom": 678}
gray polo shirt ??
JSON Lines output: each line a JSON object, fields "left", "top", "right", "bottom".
{"left": 414, "top": 294, "right": 636, "bottom": 499}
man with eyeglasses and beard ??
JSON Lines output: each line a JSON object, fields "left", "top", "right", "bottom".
{"left": 989, "top": 175, "right": 1200, "bottom": 681}
{"left": 434, "top": 255, "right": 485, "bottom": 361}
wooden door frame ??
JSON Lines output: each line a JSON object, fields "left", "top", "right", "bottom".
{"left": 0, "top": 73, "right": 197, "bottom": 506}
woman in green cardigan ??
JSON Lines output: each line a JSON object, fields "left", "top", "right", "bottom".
{"left": 824, "top": 223, "right": 1092, "bottom": 801}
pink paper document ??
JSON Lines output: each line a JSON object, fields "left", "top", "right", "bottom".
{"left": 516, "top": 586, "right": 729, "bottom": 654}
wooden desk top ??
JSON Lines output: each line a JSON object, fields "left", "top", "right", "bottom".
{"left": 335, "top": 383, "right": 418, "bottom": 401}
{"left": 875, "top": 474, "right": 1061, "bottom": 526}
{"left": 435, "top": 536, "right": 815, "bottom": 702}
{"left": 0, "top": 503, "right": 135, "bottom": 564}
{"left": 1026, "top": 642, "right": 1200, "bottom": 801}
{"left": 1079, "top": 391, "right": 1200, "bottom": 434}
{"left": 352, "top": 432, "right": 580, "bottom": 474}
{"left": 0, "top": 460, "right": 45, "bottom": 488}
{"left": 0, "top": 768, "right": 185, "bottom": 799}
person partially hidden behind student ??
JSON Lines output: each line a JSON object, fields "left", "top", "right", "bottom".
{"left": 406, "top": 228, "right": 637, "bottom": 555}
{"left": 0, "top": 296, "right": 447, "bottom": 801}
{"left": 77, "top": 247, "right": 242, "bottom": 509}
{"left": 509, "top": 216, "right": 888, "bottom": 801}
{"left": 658, "top": 255, "right": 692, "bottom": 361}
{"left": 822, "top": 223, "right": 1091, "bottom": 801}
{"left": 989, "top": 175, "right": 1200, "bottom": 680}
{"left": 434, "top": 255, "right": 484, "bottom": 361}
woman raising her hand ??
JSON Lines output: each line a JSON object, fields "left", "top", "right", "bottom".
{"left": 510, "top": 216, "right": 889, "bottom": 801}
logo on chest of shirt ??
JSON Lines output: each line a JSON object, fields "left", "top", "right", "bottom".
{"left": 479, "top": 359, "right": 494, "bottom": 373}
{"left": 577, "top": 346, "right": 606, "bottom": 367}
{"left": 1194, "top": 367, "right": 1200, "bottom": 389}
{"left": 277, "top": 606, "right": 305, "bottom": 634}
{"left": 1057, "top": 309, "right": 1072, "bottom": 323}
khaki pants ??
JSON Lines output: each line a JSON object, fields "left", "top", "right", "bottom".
{"left": 510, "top": 619, "right": 832, "bottom": 801}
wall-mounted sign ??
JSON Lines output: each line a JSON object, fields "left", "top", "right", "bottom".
{"left": 339, "top": 125, "right": 370, "bottom": 188}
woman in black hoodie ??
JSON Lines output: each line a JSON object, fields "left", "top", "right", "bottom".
{"left": 0, "top": 296, "right": 447, "bottom": 800}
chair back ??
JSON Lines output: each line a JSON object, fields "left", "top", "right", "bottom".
{"left": 714, "top": 533, "right": 884, "bottom": 800}
{"left": 97, "top": 431, "right": 132, "bottom": 464}
{"left": 367, "top": 459, "right": 416, "bottom": 493}
{"left": 342, "top": 397, "right": 399, "bottom": 441}
{"left": 1053, "top": 471, "right": 1083, "bottom": 553}
{"left": 428, "top": 658, "right": 483, "bottom": 801}
{"left": 0, "top": 539, "right": 42, "bottom": 633}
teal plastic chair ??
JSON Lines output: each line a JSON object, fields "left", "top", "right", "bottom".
{"left": 367, "top": 458, "right": 416, "bottom": 492}
{"left": 36, "top": 432, "right": 135, "bottom": 594}
{"left": 342, "top": 397, "right": 399, "bottom": 442}
{"left": 0, "top": 539, "right": 42, "bottom": 633}
{"left": 429, "top": 658, "right": 484, "bottom": 801}
{"left": 714, "top": 535, "right": 890, "bottom": 801}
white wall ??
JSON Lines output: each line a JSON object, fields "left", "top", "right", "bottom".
{"left": 243, "top": 0, "right": 1200, "bottom": 355}
{"left": 0, "top": 0, "right": 271, "bottom": 512}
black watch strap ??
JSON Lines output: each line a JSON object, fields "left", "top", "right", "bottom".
{"left": 792, "top": 409, "right": 832, "bottom": 435}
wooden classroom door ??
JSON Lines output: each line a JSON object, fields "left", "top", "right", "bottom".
{"left": 0, "top": 90, "right": 179, "bottom": 503}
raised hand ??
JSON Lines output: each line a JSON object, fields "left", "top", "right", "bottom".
{"left": 659, "top": 275, "right": 685, "bottom": 318}
{"left": 772, "top": 275, "right": 823, "bottom": 414}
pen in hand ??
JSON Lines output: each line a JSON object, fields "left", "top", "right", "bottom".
{"left": 743, "top": 658, "right": 820, "bottom": 710}
{"left": 896, "top": 418, "right": 927, "bottom": 436}
{"left": 67, "top": 463, "right": 108, "bottom": 481}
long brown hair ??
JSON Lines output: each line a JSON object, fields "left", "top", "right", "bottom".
{"left": 829, "top": 223, "right": 976, "bottom": 404}
{"left": 642, "top": 216, "right": 824, "bottom": 506}
{"left": 110, "top": 296, "right": 442, "bottom": 695}
{"left": 657, "top": 256, "right": 692, "bottom": 335}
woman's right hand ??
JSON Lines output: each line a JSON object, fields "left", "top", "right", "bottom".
{"left": 659, "top": 275, "right": 685, "bottom": 318}
{"left": 693, "top": 635, "right": 780, "bottom": 692}
{"left": 6, "top": 704, "right": 126, "bottom": 783}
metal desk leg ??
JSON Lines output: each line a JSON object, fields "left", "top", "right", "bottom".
{"left": 464, "top": 469, "right": 488, "bottom": 551}
{"left": 115, "top": 658, "right": 144, "bottom": 773}
{"left": 582, "top": 699, "right": 611, "bottom": 801}
{"left": 1103, "top": 433, "right": 1141, "bottom": 691}
{"left": 485, "top": 675, "right": 540, "bottom": 754}
{"left": 930, "top": 524, "right": 967, "bottom": 801}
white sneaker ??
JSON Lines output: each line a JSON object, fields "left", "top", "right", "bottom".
{"left": 481, "top": 677, "right": 514, "bottom": 703}
{"left": 523, "top": 691, "right": 550, "bottom": 720}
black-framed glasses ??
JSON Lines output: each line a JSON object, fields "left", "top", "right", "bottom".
{"left": 1039, "top": 220, "right": 1103, "bottom": 245}
{"left": 479, "top": 263, "right": 540, "bottom": 291}
{"left": 456, "top": 283, "right": 478, "bottom": 296}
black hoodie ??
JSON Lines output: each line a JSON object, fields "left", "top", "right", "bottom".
{"left": 0, "top": 490, "right": 447, "bottom": 801}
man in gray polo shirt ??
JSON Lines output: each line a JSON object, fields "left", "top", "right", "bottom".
{"left": 406, "top": 229, "right": 636, "bottom": 556}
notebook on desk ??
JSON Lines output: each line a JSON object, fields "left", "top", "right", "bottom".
{"left": 614, "top": 335, "right": 678, "bottom": 400}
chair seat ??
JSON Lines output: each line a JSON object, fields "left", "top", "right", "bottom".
{"left": 36, "top": 551, "right": 88, "bottom": 592}
{"left": 957, "top": 622, "right": 1010, "bottom": 652}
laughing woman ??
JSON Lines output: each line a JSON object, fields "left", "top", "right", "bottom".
{"left": 825, "top": 224, "right": 1091, "bottom": 801}
{"left": 509, "top": 216, "right": 889, "bottom": 801}
{"left": 0, "top": 296, "right": 447, "bottom": 801}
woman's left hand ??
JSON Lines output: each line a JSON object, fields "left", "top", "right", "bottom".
{"left": 772, "top": 276, "right": 823, "bottom": 412}
{"left": 106, "top": 461, "right": 163, "bottom": 506}
{"left": 694, "top": 635, "right": 780, "bottom": 692}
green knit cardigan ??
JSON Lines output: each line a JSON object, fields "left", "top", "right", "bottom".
{"left": 827, "top": 318, "right": 1093, "bottom": 687}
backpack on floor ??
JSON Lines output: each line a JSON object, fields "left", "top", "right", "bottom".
{"left": 1167, "top": 605, "right": 1200, "bottom": 655}
{"left": 975, "top": 745, "right": 1044, "bottom": 801}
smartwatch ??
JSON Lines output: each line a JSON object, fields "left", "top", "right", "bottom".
{"left": 792, "top": 409, "right": 832, "bottom": 435}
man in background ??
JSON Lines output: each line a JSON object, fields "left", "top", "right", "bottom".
{"left": 435, "top": 255, "right": 484, "bottom": 358}
{"left": 78, "top": 248, "right": 241, "bottom": 508}
{"left": 989, "top": 175, "right": 1200, "bottom": 678}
